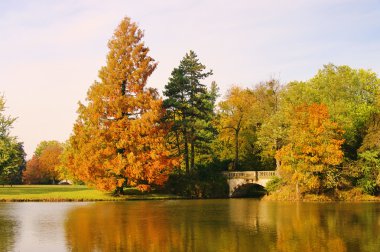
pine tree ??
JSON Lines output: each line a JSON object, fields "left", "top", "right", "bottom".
{"left": 163, "top": 51, "right": 214, "bottom": 173}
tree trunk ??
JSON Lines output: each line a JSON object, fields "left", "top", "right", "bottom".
{"left": 183, "top": 128, "right": 189, "bottom": 174}
{"left": 234, "top": 129, "right": 239, "bottom": 170}
{"left": 296, "top": 182, "right": 300, "bottom": 201}
{"left": 190, "top": 128, "right": 195, "bottom": 171}
{"left": 276, "top": 158, "right": 280, "bottom": 171}
{"left": 114, "top": 186, "right": 124, "bottom": 196}
{"left": 175, "top": 128, "right": 181, "bottom": 157}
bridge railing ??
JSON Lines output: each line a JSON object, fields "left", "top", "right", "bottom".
{"left": 222, "top": 171, "right": 257, "bottom": 180}
{"left": 223, "top": 171, "right": 277, "bottom": 180}
{"left": 257, "top": 171, "right": 276, "bottom": 178}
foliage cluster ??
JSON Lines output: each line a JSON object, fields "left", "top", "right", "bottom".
{"left": 0, "top": 97, "right": 25, "bottom": 185}
{"left": 165, "top": 163, "right": 229, "bottom": 198}
{"left": 23, "top": 141, "right": 63, "bottom": 184}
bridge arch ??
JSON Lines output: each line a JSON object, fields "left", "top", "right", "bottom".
{"left": 223, "top": 171, "right": 276, "bottom": 197}
{"left": 231, "top": 183, "right": 267, "bottom": 198}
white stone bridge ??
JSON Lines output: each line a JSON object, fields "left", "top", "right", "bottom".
{"left": 223, "top": 171, "right": 277, "bottom": 197}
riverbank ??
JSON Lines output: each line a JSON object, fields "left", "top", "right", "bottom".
{"left": 263, "top": 186, "right": 380, "bottom": 202}
{"left": 0, "top": 185, "right": 182, "bottom": 202}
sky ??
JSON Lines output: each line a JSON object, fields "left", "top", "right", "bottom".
{"left": 1, "top": 0, "right": 380, "bottom": 158}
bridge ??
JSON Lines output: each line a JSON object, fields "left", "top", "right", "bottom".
{"left": 223, "top": 171, "right": 277, "bottom": 197}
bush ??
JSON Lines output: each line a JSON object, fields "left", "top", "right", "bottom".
{"left": 265, "top": 176, "right": 283, "bottom": 193}
{"left": 358, "top": 178, "right": 378, "bottom": 195}
{"left": 165, "top": 165, "right": 229, "bottom": 198}
{"left": 350, "top": 151, "right": 380, "bottom": 195}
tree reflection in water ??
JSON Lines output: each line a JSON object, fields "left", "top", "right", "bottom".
{"left": 0, "top": 204, "right": 18, "bottom": 252}
{"left": 65, "top": 200, "right": 380, "bottom": 252}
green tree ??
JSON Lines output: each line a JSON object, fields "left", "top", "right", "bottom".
{"left": 346, "top": 113, "right": 380, "bottom": 195}
{"left": 163, "top": 50, "right": 214, "bottom": 173}
{"left": 0, "top": 96, "right": 26, "bottom": 186}
{"left": 281, "top": 64, "right": 380, "bottom": 158}
{"left": 355, "top": 150, "right": 380, "bottom": 195}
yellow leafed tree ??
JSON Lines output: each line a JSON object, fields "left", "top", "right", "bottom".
{"left": 275, "top": 103, "right": 344, "bottom": 197}
{"left": 217, "top": 87, "right": 256, "bottom": 170}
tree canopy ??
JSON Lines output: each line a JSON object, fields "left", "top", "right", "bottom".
{"left": 64, "top": 17, "right": 177, "bottom": 193}
{"left": 23, "top": 140, "right": 63, "bottom": 184}
{"left": 163, "top": 50, "right": 215, "bottom": 173}
{"left": 0, "top": 97, "right": 25, "bottom": 185}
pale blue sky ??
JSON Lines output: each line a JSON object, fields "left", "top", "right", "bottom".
{"left": 1, "top": 0, "right": 379, "bottom": 157}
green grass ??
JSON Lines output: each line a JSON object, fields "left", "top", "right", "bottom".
{"left": 0, "top": 185, "right": 181, "bottom": 202}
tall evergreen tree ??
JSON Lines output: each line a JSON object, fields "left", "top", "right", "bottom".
{"left": 163, "top": 51, "right": 214, "bottom": 173}
{"left": 65, "top": 17, "right": 176, "bottom": 193}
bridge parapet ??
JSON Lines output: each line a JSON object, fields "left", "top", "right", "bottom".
{"left": 257, "top": 171, "right": 276, "bottom": 178}
{"left": 223, "top": 171, "right": 276, "bottom": 180}
{"left": 223, "top": 171, "right": 257, "bottom": 180}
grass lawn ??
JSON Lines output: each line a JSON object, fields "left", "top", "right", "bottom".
{"left": 0, "top": 185, "right": 181, "bottom": 202}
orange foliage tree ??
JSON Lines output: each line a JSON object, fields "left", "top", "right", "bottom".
{"left": 275, "top": 103, "right": 345, "bottom": 196}
{"left": 23, "top": 156, "right": 43, "bottom": 184}
{"left": 23, "top": 141, "right": 63, "bottom": 184}
{"left": 65, "top": 17, "right": 177, "bottom": 193}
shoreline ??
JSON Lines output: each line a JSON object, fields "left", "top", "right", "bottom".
{"left": 1, "top": 185, "right": 379, "bottom": 202}
{"left": 0, "top": 195, "right": 184, "bottom": 202}
{"left": 2, "top": 195, "right": 380, "bottom": 203}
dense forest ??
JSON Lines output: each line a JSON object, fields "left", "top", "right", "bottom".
{"left": 2, "top": 17, "right": 380, "bottom": 200}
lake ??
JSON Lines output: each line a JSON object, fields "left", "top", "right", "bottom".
{"left": 0, "top": 200, "right": 379, "bottom": 251}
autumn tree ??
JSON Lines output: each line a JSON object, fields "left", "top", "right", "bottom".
{"left": 23, "top": 156, "right": 43, "bottom": 184}
{"left": 163, "top": 51, "right": 214, "bottom": 173}
{"left": 0, "top": 96, "right": 25, "bottom": 186}
{"left": 217, "top": 87, "right": 256, "bottom": 170}
{"left": 65, "top": 17, "right": 176, "bottom": 193}
{"left": 215, "top": 80, "right": 281, "bottom": 171}
{"left": 275, "top": 103, "right": 345, "bottom": 197}
{"left": 23, "top": 140, "right": 63, "bottom": 184}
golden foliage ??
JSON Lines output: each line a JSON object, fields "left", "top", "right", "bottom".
{"left": 65, "top": 17, "right": 177, "bottom": 192}
{"left": 275, "top": 103, "right": 345, "bottom": 194}
{"left": 23, "top": 143, "right": 63, "bottom": 184}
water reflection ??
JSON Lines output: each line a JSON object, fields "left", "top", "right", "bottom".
{"left": 0, "top": 204, "right": 18, "bottom": 252}
{"left": 65, "top": 200, "right": 380, "bottom": 252}
{"left": 1, "top": 200, "right": 380, "bottom": 251}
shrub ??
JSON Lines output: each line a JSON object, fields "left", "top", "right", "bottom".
{"left": 165, "top": 165, "right": 229, "bottom": 198}
{"left": 265, "top": 176, "right": 283, "bottom": 193}
{"left": 357, "top": 178, "right": 378, "bottom": 195}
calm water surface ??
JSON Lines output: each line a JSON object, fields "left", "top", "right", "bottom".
{"left": 0, "top": 200, "right": 379, "bottom": 251}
